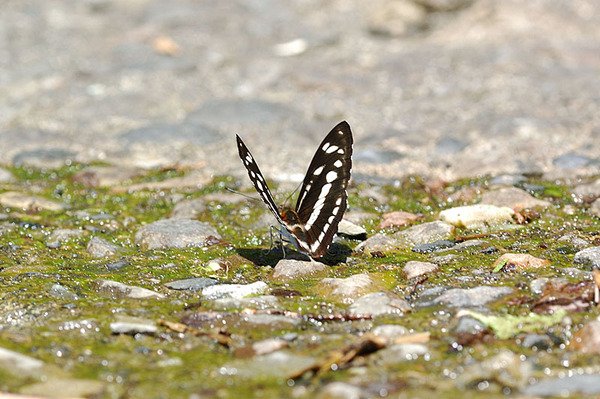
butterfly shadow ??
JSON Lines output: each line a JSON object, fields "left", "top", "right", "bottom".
{"left": 235, "top": 242, "right": 352, "bottom": 267}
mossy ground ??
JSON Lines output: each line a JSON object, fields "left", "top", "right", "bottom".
{"left": 0, "top": 165, "right": 598, "bottom": 398}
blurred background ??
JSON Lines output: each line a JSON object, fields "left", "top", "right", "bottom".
{"left": 1, "top": 0, "right": 598, "bottom": 184}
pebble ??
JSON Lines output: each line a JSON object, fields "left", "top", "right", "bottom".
{"left": 553, "top": 152, "right": 592, "bottom": 169}
{"left": 243, "top": 314, "right": 300, "bottom": 327}
{"left": 433, "top": 286, "right": 513, "bottom": 308}
{"left": 591, "top": 198, "right": 600, "bottom": 217}
{"left": 164, "top": 277, "right": 218, "bottom": 291}
{"left": 573, "top": 246, "right": 600, "bottom": 269}
{"left": 489, "top": 174, "right": 526, "bottom": 187}
{"left": 135, "top": 219, "right": 221, "bottom": 249}
{"left": 412, "top": 239, "right": 455, "bottom": 253}
{"left": 317, "top": 382, "right": 365, "bottom": 399}
{"left": 87, "top": 236, "right": 120, "bottom": 258}
{"left": 336, "top": 219, "right": 367, "bottom": 240}
{"left": 480, "top": 187, "right": 550, "bottom": 210}
{"left": 73, "top": 165, "right": 140, "bottom": 188}
{"left": 0, "top": 347, "right": 44, "bottom": 377}
{"left": 0, "top": 191, "right": 66, "bottom": 211}
{"left": 524, "top": 374, "right": 600, "bottom": 396}
{"left": 456, "top": 350, "right": 531, "bottom": 390}
{"left": 49, "top": 283, "right": 79, "bottom": 301}
{"left": 529, "top": 277, "right": 568, "bottom": 295}
{"left": 105, "top": 259, "right": 129, "bottom": 271}
{"left": 371, "top": 324, "right": 409, "bottom": 343}
{"left": 395, "top": 221, "right": 454, "bottom": 247}
{"left": 572, "top": 178, "right": 600, "bottom": 200}
{"left": 453, "top": 315, "right": 486, "bottom": 335}
{"left": 46, "top": 228, "right": 85, "bottom": 248}
{"left": 202, "top": 281, "right": 269, "bottom": 300}
{"left": 320, "top": 274, "right": 376, "bottom": 301}
{"left": 0, "top": 167, "right": 15, "bottom": 182}
{"left": 367, "top": 0, "right": 427, "bottom": 37}
{"left": 557, "top": 233, "right": 590, "bottom": 249}
{"left": 220, "top": 351, "right": 316, "bottom": 379}
{"left": 19, "top": 378, "right": 106, "bottom": 398}
{"left": 354, "top": 233, "right": 398, "bottom": 254}
{"left": 492, "top": 253, "right": 550, "bottom": 271}
{"left": 439, "top": 204, "right": 514, "bottom": 229}
{"left": 169, "top": 198, "right": 206, "bottom": 219}
{"left": 430, "top": 254, "right": 458, "bottom": 265}
{"left": 110, "top": 317, "right": 158, "bottom": 335}
{"left": 349, "top": 292, "right": 410, "bottom": 317}
{"left": 378, "top": 211, "right": 421, "bottom": 229}
{"left": 252, "top": 338, "right": 288, "bottom": 355}
{"left": 403, "top": 261, "right": 439, "bottom": 279}
{"left": 521, "top": 333, "right": 554, "bottom": 350}
{"left": 97, "top": 279, "right": 165, "bottom": 299}
{"left": 376, "top": 343, "right": 428, "bottom": 365}
{"left": 213, "top": 295, "right": 279, "bottom": 310}
{"left": 272, "top": 259, "right": 327, "bottom": 281}
{"left": 570, "top": 319, "right": 600, "bottom": 354}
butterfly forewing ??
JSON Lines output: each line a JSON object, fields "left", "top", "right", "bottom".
{"left": 236, "top": 134, "right": 283, "bottom": 224}
{"left": 294, "top": 121, "right": 353, "bottom": 257}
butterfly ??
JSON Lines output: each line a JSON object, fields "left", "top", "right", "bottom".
{"left": 236, "top": 121, "right": 353, "bottom": 258}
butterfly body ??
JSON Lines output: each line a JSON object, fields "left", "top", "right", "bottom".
{"left": 236, "top": 121, "right": 353, "bottom": 258}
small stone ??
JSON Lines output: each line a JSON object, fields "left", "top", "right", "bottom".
{"left": 376, "top": 343, "right": 428, "bottom": 366}
{"left": 0, "top": 191, "right": 66, "bottom": 212}
{"left": 336, "top": 219, "right": 367, "bottom": 240}
{"left": 430, "top": 254, "right": 458, "bottom": 265}
{"left": 212, "top": 295, "right": 279, "bottom": 310}
{"left": 557, "top": 233, "right": 590, "bottom": 249}
{"left": 355, "top": 233, "right": 398, "bottom": 254}
{"left": 49, "top": 283, "right": 79, "bottom": 301}
{"left": 349, "top": 292, "right": 410, "bottom": 317}
{"left": 439, "top": 204, "right": 514, "bottom": 228}
{"left": 243, "top": 314, "right": 300, "bottom": 327}
{"left": 73, "top": 165, "right": 140, "bottom": 188}
{"left": 591, "top": 199, "right": 600, "bottom": 218}
{"left": 164, "top": 277, "right": 218, "bottom": 291}
{"left": 572, "top": 178, "right": 600, "bottom": 200}
{"left": 394, "top": 221, "right": 454, "bottom": 247}
{"left": 46, "top": 228, "right": 85, "bottom": 248}
{"left": 0, "top": 347, "right": 44, "bottom": 377}
{"left": 492, "top": 253, "right": 551, "bottom": 271}
{"left": 529, "top": 277, "right": 568, "bottom": 295}
{"left": 489, "top": 174, "right": 526, "bottom": 186}
{"left": 452, "top": 239, "right": 488, "bottom": 251}
{"left": 135, "top": 219, "right": 221, "bottom": 249}
{"left": 574, "top": 247, "right": 600, "bottom": 269}
{"left": 87, "top": 236, "right": 120, "bottom": 258}
{"left": 521, "top": 334, "right": 554, "bottom": 350}
{"left": 105, "top": 259, "right": 129, "bottom": 271}
{"left": 19, "top": 378, "right": 106, "bottom": 398}
{"left": 433, "top": 286, "right": 513, "bottom": 308}
{"left": 320, "top": 274, "right": 376, "bottom": 301}
{"left": 453, "top": 315, "right": 486, "bottom": 335}
{"left": 221, "top": 351, "right": 316, "bottom": 379}
{"left": 170, "top": 198, "right": 206, "bottom": 219}
{"left": 368, "top": 0, "right": 427, "bottom": 37}
{"left": 110, "top": 317, "right": 157, "bottom": 335}
{"left": 317, "top": 382, "right": 365, "bottom": 399}
{"left": 202, "top": 281, "right": 269, "bottom": 300}
{"left": 403, "top": 261, "right": 439, "bottom": 279}
{"left": 480, "top": 187, "right": 550, "bottom": 210}
{"left": 570, "top": 319, "right": 600, "bottom": 354}
{"left": 457, "top": 350, "right": 531, "bottom": 390}
{"left": 0, "top": 168, "right": 15, "bottom": 182}
{"left": 97, "top": 279, "right": 164, "bottom": 299}
{"left": 272, "top": 259, "right": 327, "bottom": 281}
{"left": 553, "top": 152, "right": 592, "bottom": 169}
{"left": 524, "top": 374, "right": 600, "bottom": 396}
{"left": 252, "top": 338, "right": 288, "bottom": 355}
{"left": 371, "top": 324, "right": 409, "bottom": 343}
{"left": 378, "top": 211, "right": 421, "bottom": 230}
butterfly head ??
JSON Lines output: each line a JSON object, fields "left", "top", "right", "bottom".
{"left": 279, "top": 207, "right": 301, "bottom": 225}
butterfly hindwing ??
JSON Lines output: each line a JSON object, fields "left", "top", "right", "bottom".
{"left": 236, "top": 134, "right": 283, "bottom": 224}
{"left": 295, "top": 121, "right": 353, "bottom": 257}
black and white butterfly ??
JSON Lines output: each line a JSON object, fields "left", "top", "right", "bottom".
{"left": 236, "top": 121, "right": 353, "bottom": 258}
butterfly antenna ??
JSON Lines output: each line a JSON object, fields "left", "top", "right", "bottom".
{"left": 283, "top": 181, "right": 303, "bottom": 208}
{"left": 225, "top": 187, "right": 262, "bottom": 202}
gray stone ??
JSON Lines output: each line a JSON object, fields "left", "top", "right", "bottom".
{"left": 591, "top": 198, "right": 600, "bottom": 218}
{"left": 376, "top": 343, "right": 428, "bottom": 366}
{"left": 0, "top": 191, "right": 66, "bottom": 211}
{"left": 202, "top": 281, "right": 269, "bottom": 300}
{"left": 272, "top": 259, "right": 327, "bottom": 281}
{"left": 317, "top": 382, "right": 366, "bottom": 399}
{"left": 105, "top": 259, "right": 129, "bottom": 271}
{"left": 252, "top": 338, "right": 288, "bottom": 355}
{"left": 572, "top": 179, "right": 600, "bottom": 200}
{"left": 433, "top": 286, "right": 513, "bottom": 308}
{"left": 87, "top": 236, "right": 120, "bottom": 258}
{"left": 212, "top": 295, "right": 279, "bottom": 310}
{"left": 574, "top": 246, "right": 600, "bottom": 269}
{"left": 164, "top": 277, "right": 218, "bottom": 291}
{"left": 412, "top": 239, "right": 455, "bottom": 253}
{"left": 0, "top": 168, "right": 15, "bottom": 182}
{"left": 0, "top": 347, "right": 44, "bottom": 377}
{"left": 457, "top": 350, "right": 532, "bottom": 390}
{"left": 530, "top": 277, "right": 568, "bottom": 295}
{"left": 97, "top": 279, "right": 164, "bottom": 299}
{"left": 553, "top": 152, "right": 592, "bottom": 169}
{"left": 46, "top": 228, "right": 85, "bottom": 248}
{"left": 453, "top": 316, "right": 486, "bottom": 335}
{"left": 110, "top": 317, "right": 158, "bottom": 335}
{"left": 368, "top": 0, "right": 427, "bottom": 37}
{"left": 480, "top": 187, "right": 550, "bottom": 210}
{"left": 403, "top": 261, "right": 439, "bottom": 279}
{"left": 439, "top": 205, "right": 514, "bottom": 228}
{"left": 355, "top": 233, "right": 398, "bottom": 254}
{"left": 394, "top": 221, "right": 454, "bottom": 247}
{"left": 19, "top": 378, "right": 106, "bottom": 398}
{"left": 371, "top": 324, "right": 409, "bottom": 343}
{"left": 557, "top": 233, "right": 590, "bottom": 249}
{"left": 489, "top": 174, "right": 526, "bottom": 187}
{"left": 430, "top": 254, "right": 458, "bottom": 265}
{"left": 73, "top": 165, "right": 140, "bottom": 188}
{"left": 243, "top": 313, "right": 300, "bottom": 327}
{"left": 49, "top": 283, "right": 79, "bottom": 301}
{"left": 320, "top": 274, "right": 376, "bottom": 300}
{"left": 349, "top": 292, "right": 410, "bottom": 317}
{"left": 220, "top": 351, "right": 316, "bottom": 379}
{"left": 336, "top": 219, "right": 367, "bottom": 239}
{"left": 521, "top": 334, "right": 554, "bottom": 350}
{"left": 524, "top": 374, "right": 600, "bottom": 396}
{"left": 135, "top": 219, "right": 221, "bottom": 249}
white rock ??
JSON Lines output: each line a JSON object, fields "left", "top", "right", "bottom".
{"left": 439, "top": 204, "right": 514, "bottom": 228}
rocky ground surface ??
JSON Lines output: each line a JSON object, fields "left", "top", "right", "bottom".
{"left": 1, "top": 0, "right": 600, "bottom": 398}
